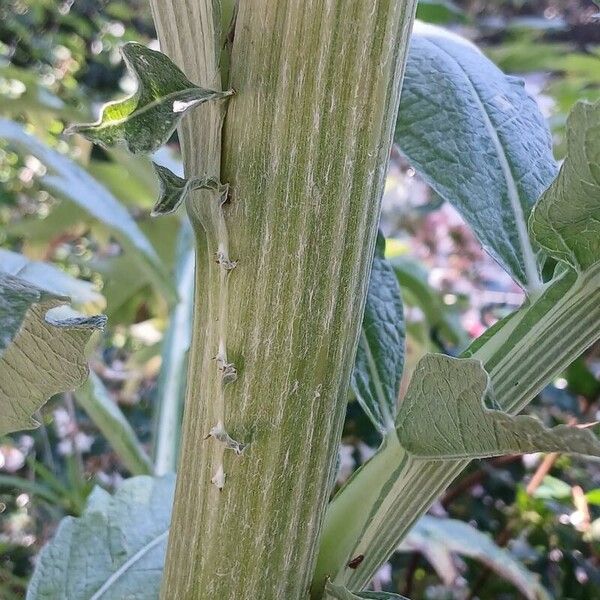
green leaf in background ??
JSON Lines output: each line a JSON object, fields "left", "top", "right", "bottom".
{"left": 66, "top": 43, "right": 233, "bottom": 154}
{"left": 152, "top": 162, "right": 225, "bottom": 216}
{"left": 531, "top": 475, "right": 572, "bottom": 501}
{"left": 396, "top": 22, "right": 557, "bottom": 290}
{"left": 0, "top": 248, "right": 105, "bottom": 314}
{"left": 75, "top": 372, "right": 153, "bottom": 477}
{"left": 27, "top": 475, "right": 174, "bottom": 600}
{"left": 0, "top": 118, "right": 176, "bottom": 305}
{"left": 399, "top": 515, "right": 550, "bottom": 600}
{"left": 0, "top": 63, "right": 79, "bottom": 121}
{"left": 352, "top": 235, "right": 405, "bottom": 433}
{"left": 0, "top": 272, "right": 105, "bottom": 435}
{"left": 488, "top": 38, "right": 600, "bottom": 83}
{"left": 325, "top": 580, "right": 409, "bottom": 600}
{"left": 390, "top": 255, "right": 467, "bottom": 348}
{"left": 88, "top": 148, "right": 159, "bottom": 210}
{"left": 530, "top": 100, "right": 600, "bottom": 272}
{"left": 396, "top": 353, "right": 600, "bottom": 460}
{"left": 416, "top": 0, "right": 465, "bottom": 24}
{"left": 585, "top": 488, "right": 600, "bottom": 506}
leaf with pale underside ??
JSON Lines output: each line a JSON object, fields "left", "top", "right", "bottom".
{"left": 27, "top": 475, "right": 174, "bottom": 600}
{"left": 66, "top": 43, "right": 233, "bottom": 154}
{"left": 325, "top": 581, "right": 409, "bottom": 600}
{"left": 396, "top": 22, "right": 557, "bottom": 289}
{"left": 529, "top": 100, "right": 600, "bottom": 272}
{"left": 352, "top": 234, "right": 405, "bottom": 433}
{"left": 151, "top": 162, "right": 225, "bottom": 216}
{"left": 396, "top": 354, "right": 600, "bottom": 460}
{"left": 0, "top": 272, "right": 106, "bottom": 436}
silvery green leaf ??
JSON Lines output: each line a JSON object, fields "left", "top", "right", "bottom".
{"left": 27, "top": 475, "right": 174, "bottom": 600}
{"left": 396, "top": 22, "right": 557, "bottom": 289}
{"left": 317, "top": 259, "right": 600, "bottom": 592}
{"left": 396, "top": 353, "right": 600, "bottom": 460}
{"left": 399, "top": 516, "right": 550, "bottom": 600}
{"left": 352, "top": 234, "right": 405, "bottom": 432}
{"left": 67, "top": 43, "right": 233, "bottom": 154}
{"left": 325, "top": 581, "right": 409, "bottom": 600}
{"left": 152, "top": 162, "right": 225, "bottom": 216}
{"left": 0, "top": 272, "right": 106, "bottom": 436}
{"left": 529, "top": 100, "right": 600, "bottom": 272}
{"left": 0, "top": 248, "right": 105, "bottom": 314}
{"left": 0, "top": 118, "right": 176, "bottom": 305}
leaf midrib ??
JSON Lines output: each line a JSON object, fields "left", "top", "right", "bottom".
{"left": 424, "top": 36, "right": 542, "bottom": 291}
{"left": 89, "top": 529, "right": 169, "bottom": 600}
{"left": 359, "top": 328, "right": 396, "bottom": 432}
{"left": 86, "top": 88, "right": 207, "bottom": 131}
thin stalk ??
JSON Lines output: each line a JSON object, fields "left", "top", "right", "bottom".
{"left": 150, "top": 1, "right": 417, "bottom": 598}
{"left": 0, "top": 474, "right": 63, "bottom": 507}
{"left": 27, "top": 457, "right": 73, "bottom": 501}
{"left": 317, "top": 264, "right": 600, "bottom": 591}
{"left": 34, "top": 412, "right": 56, "bottom": 472}
{"left": 63, "top": 392, "right": 85, "bottom": 480}
{"left": 75, "top": 372, "right": 153, "bottom": 476}
{"left": 526, "top": 452, "right": 559, "bottom": 495}
{"left": 153, "top": 221, "right": 195, "bottom": 476}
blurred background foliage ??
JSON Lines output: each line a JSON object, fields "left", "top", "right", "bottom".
{"left": 0, "top": 1, "right": 599, "bottom": 598}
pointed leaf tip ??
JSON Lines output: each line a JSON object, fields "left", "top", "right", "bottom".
{"left": 67, "top": 43, "right": 233, "bottom": 155}
{"left": 151, "top": 163, "right": 189, "bottom": 216}
{"left": 151, "top": 162, "right": 227, "bottom": 217}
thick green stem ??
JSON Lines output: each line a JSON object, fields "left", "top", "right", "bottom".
{"left": 317, "top": 264, "right": 600, "bottom": 590}
{"left": 150, "top": 1, "right": 417, "bottom": 598}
